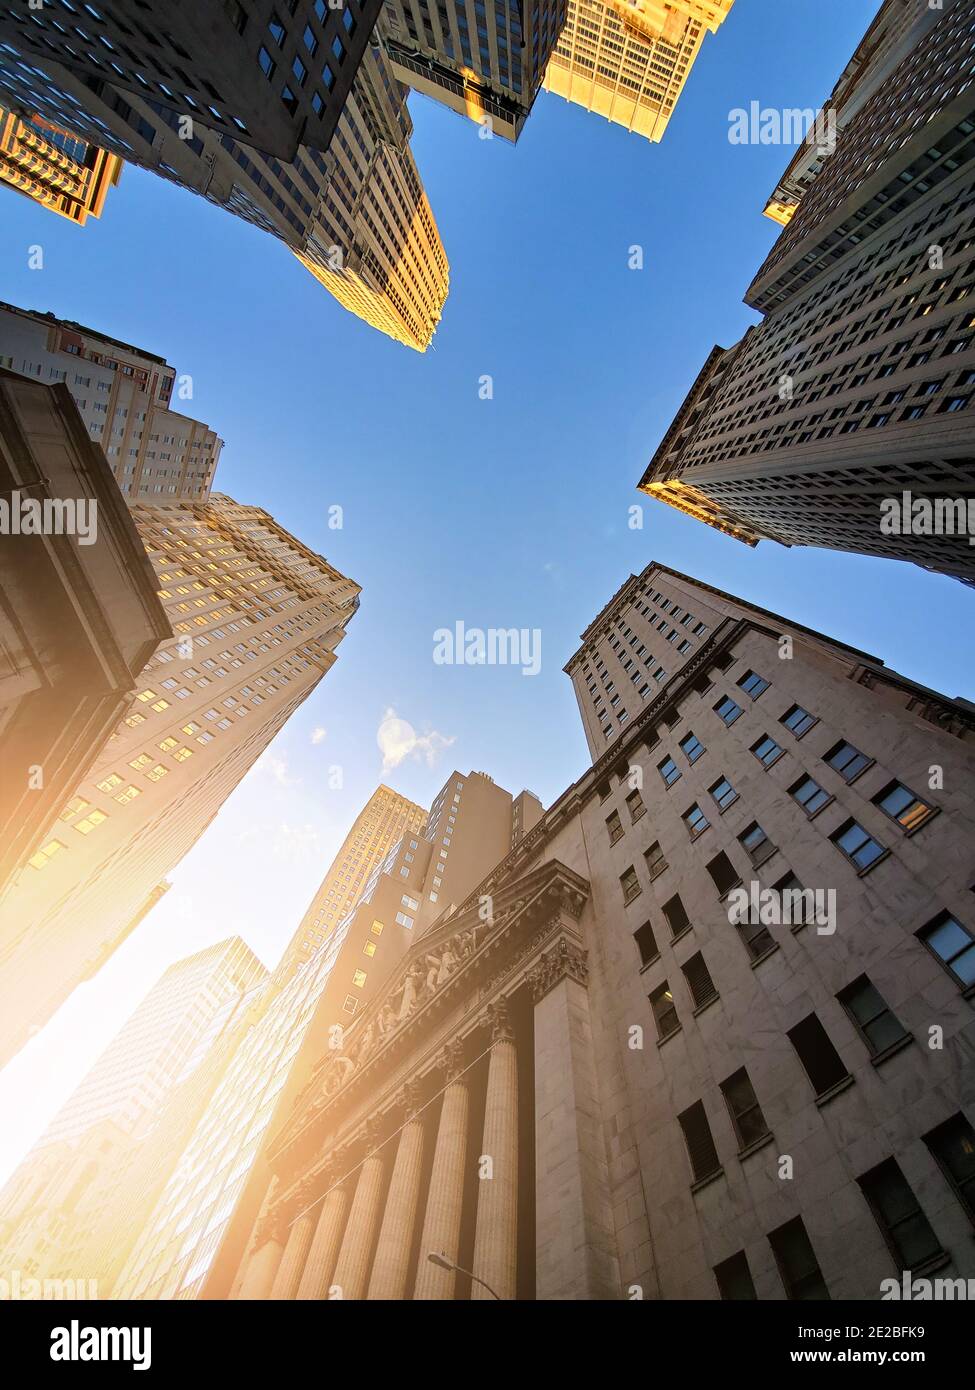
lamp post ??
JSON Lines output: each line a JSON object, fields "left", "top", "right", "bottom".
{"left": 426, "top": 1251, "right": 501, "bottom": 1301}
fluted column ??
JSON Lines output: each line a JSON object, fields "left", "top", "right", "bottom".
{"left": 471, "top": 1000, "right": 519, "bottom": 1300}
{"left": 269, "top": 1183, "right": 317, "bottom": 1300}
{"left": 330, "top": 1123, "right": 387, "bottom": 1300}
{"left": 368, "top": 1083, "right": 426, "bottom": 1299}
{"left": 234, "top": 1205, "right": 287, "bottom": 1300}
{"left": 295, "top": 1161, "right": 350, "bottom": 1300}
{"left": 413, "top": 1040, "right": 469, "bottom": 1300}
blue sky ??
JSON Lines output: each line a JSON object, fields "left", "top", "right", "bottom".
{"left": 1, "top": 0, "right": 972, "bottom": 1178}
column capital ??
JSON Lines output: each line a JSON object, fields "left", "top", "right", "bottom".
{"left": 253, "top": 1204, "right": 289, "bottom": 1251}
{"left": 393, "top": 1078, "right": 424, "bottom": 1122}
{"left": 435, "top": 1037, "right": 466, "bottom": 1084}
{"left": 528, "top": 937, "right": 588, "bottom": 1003}
{"left": 479, "top": 996, "right": 515, "bottom": 1045}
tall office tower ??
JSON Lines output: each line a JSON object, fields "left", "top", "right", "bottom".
{"left": 0, "top": 0, "right": 385, "bottom": 161}
{"left": 638, "top": 2, "right": 975, "bottom": 586}
{"left": 0, "top": 367, "right": 170, "bottom": 909}
{"left": 113, "top": 770, "right": 537, "bottom": 1298}
{"left": 227, "top": 561, "right": 975, "bottom": 1303}
{"left": 0, "top": 39, "right": 449, "bottom": 350}
{"left": 0, "top": 939, "right": 267, "bottom": 1295}
{"left": 0, "top": 493, "right": 361, "bottom": 1066}
{"left": 0, "top": 107, "right": 120, "bottom": 223}
{"left": 0, "top": 302, "right": 223, "bottom": 502}
{"left": 277, "top": 783, "right": 428, "bottom": 981}
{"left": 544, "top": 0, "right": 733, "bottom": 144}
{"left": 378, "top": 0, "right": 567, "bottom": 141}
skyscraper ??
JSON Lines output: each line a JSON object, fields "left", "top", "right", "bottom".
{"left": 543, "top": 0, "right": 734, "bottom": 144}
{"left": 226, "top": 562, "right": 975, "bottom": 1302}
{"left": 0, "top": 301, "right": 223, "bottom": 502}
{"left": 0, "top": 0, "right": 385, "bottom": 161}
{"left": 0, "top": 939, "right": 267, "bottom": 1295}
{"left": 0, "top": 493, "right": 361, "bottom": 1065}
{"left": 0, "top": 107, "right": 120, "bottom": 223}
{"left": 0, "top": 37, "right": 449, "bottom": 350}
{"left": 637, "top": 1, "right": 975, "bottom": 584}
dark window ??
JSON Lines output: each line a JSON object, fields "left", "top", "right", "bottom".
{"left": 597, "top": 779, "right": 611, "bottom": 802}
{"left": 644, "top": 841, "right": 667, "bottom": 880}
{"left": 709, "top": 775, "right": 738, "bottom": 810}
{"left": 620, "top": 866, "right": 641, "bottom": 904}
{"left": 292, "top": 55, "right": 307, "bottom": 85}
{"left": 714, "top": 1251, "right": 757, "bottom": 1300}
{"left": 787, "top": 1014, "right": 850, "bottom": 1096}
{"left": 267, "top": 14, "right": 286, "bottom": 44}
{"left": 682, "top": 952, "right": 718, "bottom": 1009}
{"left": 752, "top": 735, "right": 784, "bottom": 767}
{"left": 772, "top": 872, "right": 812, "bottom": 926}
{"left": 831, "top": 819, "right": 886, "bottom": 872}
{"left": 634, "top": 920, "right": 658, "bottom": 967}
{"left": 678, "top": 1101, "right": 721, "bottom": 1183}
{"left": 303, "top": 23, "right": 319, "bottom": 54}
{"left": 918, "top": 912, "right": 975, "bottom": 987}
{"left": 781, "top": 705, "right": 817, "bottom": 737}
{"left": 714, "top": 696, "right": 744, "bottom": 726}
{"left": 683, "top": 803, "right": 710, "bottom": 839}
{"left": 738, "top": 670, "right": 770, "bottom": 699}
{"left": 280, "top": 84, "right": 299, "bottom": 113}
{"left": 858, "top": 1159, "right": 943, "bottom": 1269}
{"left": 606, "top": 809, "right": 623, "bottom": 844}
{"left": 873, "top": 781, "right": 936, "bottom": 833}
{"left": 705, "top": 850, "right": 740, "bottom": 897}
{"left": 649, "top": 982, "right": 679, "bottom": 1039}
{"left": 790, "top": 774, "right": 831, "bottom": 816}
{"left": 258, "top": 45, "right": 275, "bottom": 76}
{"left": 680, "top": 731, "right": 705, "bottom": 763}
{"left": 838, "top": 976, "right": 909, "bottom": 1055}
{"left": 924, "top": 1114, "right": 975, "bottom": 1225}
{"left": 721, "top": 1067, "right": 771, "bottom": 1148}
{"left": 662, "top": 893, "right": 690, "bottom": 939}
{"left": 768, "top": 1217, "right": 830, "bottom": 1300}
{"left": 658, "top": 756, "right": 681, "bottom": 787}
{"left": 626, "top": 788, "right": 645, "bottom": 822}
{"left": 739, "top": 822, "right": 775, "bottom": 867}
{"left": 825, "top": 740, "right": 872, "bottom": 782}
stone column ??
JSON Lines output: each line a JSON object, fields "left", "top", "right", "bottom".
{"left": 367, "top": 1083, "right": 426, "bottom": 1300}
{"left": 234, "top": 1205, "right": 287, "bottom": 1300}
{"left": 330, "top": 1123, "right": 387, "bottom": 1300}
{"left": 413, "top": 1040, "right": 469, "bottom": 1300}
{"left": 471, "top": 1000, "right": 519, "bottom": 1300}
{"left": 530, "top": 936, "right": 619, "bottom": 1299}
{"left": 295, "top": 1161, "right": 350, "bottom": 1300}
{"left": 269, "top": 1183, "right": 317, "bottom": 1300}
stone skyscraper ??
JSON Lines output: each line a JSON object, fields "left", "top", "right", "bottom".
{"left": 638, "top": 1, "right": 975, "bottom": 584}
{"left": 0, "top": 494, "right": 360, "bottom": 1065}
{"left": 0, "top": 107, "right": 120, "bottom": 223}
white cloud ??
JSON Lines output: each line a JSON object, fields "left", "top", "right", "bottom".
{"left": 377, "top": 707, "right": 455, "bottom": 771}
{"left": 310, "top": 726, "right": 327, "bottom": 746}
{"left": 250, "top": 752, "right": 299, "bottom": 787}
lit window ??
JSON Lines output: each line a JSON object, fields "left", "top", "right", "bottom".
{"left": 352, "top": 969, "right": 367, "bottom": 988}
{"left": 75, "top": 808, "right": 108, "bottom": 834}
{"left": 29, "top": 839, "right": 66, "bottom": 870}
{"left": 146, "top": 764, "right": 169, "bottom": 782}
{"left": 96, "top": 774, "right": 122, "bottom": 793}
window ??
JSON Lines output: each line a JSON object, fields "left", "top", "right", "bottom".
{"left": 644, "top": 841, "right": 667, "bottom": 880}
{"left": 96, "top": 773, "right": 122, "bottom": 793}
{"left": 370, "top": 920, "right": 384, "bottom": 936}
{"left": 620, "top": 866, "right": 641, "bottom": 904}
{"left": 858, "top": 1159, "right": 943, "bottom": 1270}
{"left": 682, "top": 952, "right": 718, "bottom": 1009}
{"left": 721, "top": 1068, "right": 770, "bottom": 1149}
{"left": 28, "top": 839, "right": 65, "bottom": 870}
{"left": 678, "top": 1101, "right": 721, "bottom": 1183}
{"left": 401, "top": 894, "right": 419, "bottom": 911}
{"left": 917, "top": 912, "right": 975, "bottom": 987}
{"left": 831, "top": 819, "right": 886, "bottom": 873}
{"left": 658, "top": 756, "right": 681, "bottom": 787}
{"left": 787, "top": 1014, "right": 850, "bottom": 1097}
{"left": 597, "top": 780, "right": 611, "bottom": 802}
{"left": 352, "top": 968, "right": 367, "bottom": 988}
{"left": 738, "top": 670, "right": 769, "bottom": 699}
{"left": 705, "top": 850, "right": 740, "bottom": 897}
{"left": 625, "top": 789, "right": 645, "bottom": 823}
{"left": 837, "top": 976, "right": 909, "bottom": 1056}
{"left": 751, "top": 735, "right": 784, "bottom": 768}
{"left": 649, "top": 982, "right": 679, "bottom": 1039}
{"left": 873, "top": 781, "right": 936, "bottom": 833}
{"left": 739, "top": 822, "right": 773, "bottom": 867}
{"left": 683, "top": 803, "right": 710, "bottom": 839}
{"left": 924, "top": 1114, "right": 975, "bottom": 1225}
{"left": 709, "top": 776, "right": 738, "bottom": 811}
{"left": 714, "top": 696, "right": 743, "bottom": 726}
{"left": 781, "top": 705, "right": 817, "bottom": 738}
{"left": 395, "top": 911, "right": 414, "bottom": 928}
{"left": 662, "top": 893, "right": 690, "bottom": 939}
{"left": 824, "top": 740, "right": 872, "bottom": 782}
{"left": 680, "top": 732, "right": 705, "bottom": 763}
{"left": 790, "top": 775, "right": 831, "bottom": 816}
{"left": 634, "top": 921, "right": 658, "bottom": 967}
{"left": 714, "top": 1251, "right": 757, "bottom": 1300}
{"left": 258, "top": 45, "right": 275, "bottom": 76}
{"left": 768, "top": 1217, "right": 829, "bottom": 1300}
{"left": 606, "top": 809, "right": 623, "bottom": 845}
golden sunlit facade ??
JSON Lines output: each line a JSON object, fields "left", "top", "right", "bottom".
{"left": 543, "top": 0, "right": 734, "bottom": 142}
{"left": 0, "top": 107, "right": 120, "bottom": 224}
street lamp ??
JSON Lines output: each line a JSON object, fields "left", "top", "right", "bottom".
{"left": 426, "top": 1251, "right": 501, "bottom": 1300}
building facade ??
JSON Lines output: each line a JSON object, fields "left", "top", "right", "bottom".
{"left": 544, "top": 0, "right": 733, "bottom": 144}
{"left": 0, "top": 939, "right": 266, "bottom": 1295}
{"left": 0, "top": 0, "right": 385, "bottom": 161}
{"left": 638, "top": 0, "right": 975, "bottom": 585}
{"left": 227, "top": 562, "right": 975, "bottom": 1301}
{"left": 0, "top": 493, "right": 360, "bottom": 1065}
{"left": 0, "top": 107, "right": 120, "bottom": 223}
{"left": 0, "top": 301, "right": 223, "bottom": 502}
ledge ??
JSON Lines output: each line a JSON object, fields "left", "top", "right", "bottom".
{"left": 737, "top": 1131, "right": 776, "bottom": 1163}
{"left": 749, "top": 941, "right": 781, "bottom": 969}
{"left": 656, "top": 1024, "right": 683, "bottom": 1048}
{"left": 670, "top": 925, "right": 693, "bottom": 946}
{"left": 690, "top": 1166, "right": 725, "bottom": 1196}
{"left": 815, "top": 1073, "right": 855, "bottom": 1108}
{"left": 870, "top": 1033, "right": 915, "bottom": 1067}
{"left": 692, "top": 993, "right": 721, "bottom": 1018}
{"left": 638, "top": 955, "right": 661, "bottom": 974}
